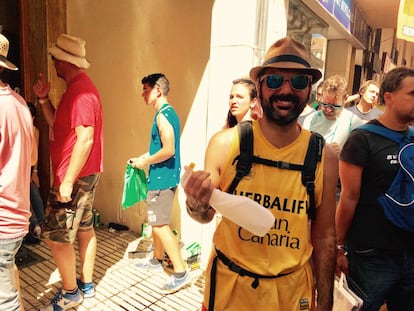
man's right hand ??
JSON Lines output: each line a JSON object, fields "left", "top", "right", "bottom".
{"left": 184, "top": 169, "right": 214, "bottom": 206}
{"left": 336, "top": 251, "right": 349, "bottom": 277}
{"left": 33, "top": 73, "right": 50, "bottom": 99}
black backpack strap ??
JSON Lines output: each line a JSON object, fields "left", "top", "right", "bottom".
{"left": 251, "top": 156, "right": 303, "bottom": 172}
{"left": 227, "top": 121, "right": 324, "bottom": 221}
{"left": 227, "top": 121, "right": 253, "bottom": 194}
{"left": 208, "top": 254, "right": 219, "bottom": 311}
{"left": 302, "top": 132, "right": 324, "bottom": 221}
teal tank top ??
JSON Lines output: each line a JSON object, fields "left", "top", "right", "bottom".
{"left": 148, "top": 103, "right": 181, "bottom": 190}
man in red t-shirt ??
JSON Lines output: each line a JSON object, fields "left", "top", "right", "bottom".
{"left": 33, "top": 34, "right": 103, "bottom": 311}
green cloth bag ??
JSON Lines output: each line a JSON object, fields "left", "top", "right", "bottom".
{"left": 122, "top": 164, "right": 147, "bottom": 209}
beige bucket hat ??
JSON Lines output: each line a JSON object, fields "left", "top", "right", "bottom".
{"left": 250, "top": 36, "right": 322, "bottom": 84}
{"left": 0, "top": 33, "right": 18, "bottom": 71}
{"left": 49, "top": 34, "right": 90, "bottom": 69}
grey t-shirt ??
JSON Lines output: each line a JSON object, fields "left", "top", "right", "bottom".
{"left": 346, "top": 104, "right": 383, "bottom": 121}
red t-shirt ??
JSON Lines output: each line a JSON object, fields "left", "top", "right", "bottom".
{"left": 50, "top": 72, "right": 103, "bottom": 186}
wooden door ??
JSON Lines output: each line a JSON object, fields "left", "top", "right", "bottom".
{"left": 18, "top": 0, "right": 67, "bottom": 203}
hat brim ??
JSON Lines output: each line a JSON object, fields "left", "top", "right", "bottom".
{"left": 250, "top": 63, "right": 322, "bottom": 85}
{"left": 49, "top": 45, "right": 90, "bottom": 69}
{"left": 0, "top": 55, "right": 18, "bottom": 71}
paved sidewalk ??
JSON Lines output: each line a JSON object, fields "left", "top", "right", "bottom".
{"left": 19, "top": 227, "right": 205, "bottom": 310}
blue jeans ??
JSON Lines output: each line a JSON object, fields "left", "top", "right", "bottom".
{"left": 348, "top": 247, "right": 414, "bottom": 311}
{"left": 29, "top": 181, "right": 45, "bottom": 227}
{"left": 0, "top": 237, "right": 23, "bottom": 311}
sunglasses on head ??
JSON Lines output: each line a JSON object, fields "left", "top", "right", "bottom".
{"left": 319, "top": 102, "right": 342, "bottom": 110}
{"left": 260, "top": 74, "right": 310, "bottom": 91}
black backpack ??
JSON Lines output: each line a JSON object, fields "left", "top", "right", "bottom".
{"left": 227, "top": 121, "right": 325, "bottom": 221}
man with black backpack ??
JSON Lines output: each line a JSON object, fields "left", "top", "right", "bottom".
{"left": 183, "top": 37, "right": 338, "bottom": 311}
{"left": 336, "top": 67, "right": 414, "bottom": 311}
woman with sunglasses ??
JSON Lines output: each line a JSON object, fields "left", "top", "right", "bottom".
{"left": 224, "top": 78, "right": 262, "bottom": 128}
{"left": 302, "top": 74, "right": 365, "bottom": 154}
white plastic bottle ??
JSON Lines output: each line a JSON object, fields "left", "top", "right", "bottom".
{"left": 181, "top": 164, "right": 275, "bottom": 236}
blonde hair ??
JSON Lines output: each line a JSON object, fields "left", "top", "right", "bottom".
{"left": 322, "top": 75, "right": 348, "bottom": 101}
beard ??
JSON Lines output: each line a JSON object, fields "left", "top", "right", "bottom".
{"left": 262, "top": 94, "right": 306, "bottom": 126}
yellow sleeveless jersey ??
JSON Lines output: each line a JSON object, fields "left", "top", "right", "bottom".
{"left": 204, "top": 120, "right": 324, "bottom": 310}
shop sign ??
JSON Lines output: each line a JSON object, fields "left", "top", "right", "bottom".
{"left": 318, "top": 0, "right": 351, "bottom": 32}
{"left": 333, "top": 0, "right": 351, "bottom": 31}
{"left": 397, "top": 0, "right": 414, "bottom": 43}
{"left": 318, "top": 0, "right": 334, "bottom": 13}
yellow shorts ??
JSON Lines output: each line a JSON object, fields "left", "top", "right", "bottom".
{"left": 203, "top": 256, "right": 314, "bottom": 311}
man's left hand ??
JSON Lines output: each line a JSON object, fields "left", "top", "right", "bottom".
{"left": 58, "top": 181, "right": 73, "bottom": 203}
{"left": 128, "top": 156, "right": 147, "bottom": 169}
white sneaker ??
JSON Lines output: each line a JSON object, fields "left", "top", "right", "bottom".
{"left": 160, "top": 270, "right": 192, "bottom": 294}
{"left": 135, "top": 259, "right": 163, "bottom": 271}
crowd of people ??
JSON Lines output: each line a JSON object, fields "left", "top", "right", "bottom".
{"left": 1, "top": 29, "right": 413, "bottom": 311}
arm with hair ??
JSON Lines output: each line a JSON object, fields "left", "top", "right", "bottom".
{"left": 33, "top": 73, "right": 55, "bottom": 127}
{"left": 31, "top": 127, "right": 40, "bottom": 187}
{"left": 344, "top": 93, "right": 360, "bottom": 107}
{"left": 335, "top": 161, "right": 363, "bottom": 276}
{"left": 312, "top": 144, "right": 338, "bottom": 311}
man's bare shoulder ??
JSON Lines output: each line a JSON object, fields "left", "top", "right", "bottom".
{"left": 205, "top": 127, "right": 237, "bottom": 179}
{"left": 207, "top": 127, "right": 237, "bottom": 150}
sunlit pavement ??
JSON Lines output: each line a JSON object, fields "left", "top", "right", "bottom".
{"left": 19, "top": 227, "right": 205, "bottom": 311}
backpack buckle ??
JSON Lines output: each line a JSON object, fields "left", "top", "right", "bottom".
{"left": 305, "top": 180, "right": 315, "bottom": 191}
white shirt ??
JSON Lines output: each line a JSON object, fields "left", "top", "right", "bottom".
{"left": 302, "top": 108, "right": 365, "bottom": 147}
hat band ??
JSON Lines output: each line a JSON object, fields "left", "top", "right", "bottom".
{"left": 56, "top": 42, "right": 85, "bottom": 59}
{"left": 263, "top": 54, "right": 311, "bottom": 68}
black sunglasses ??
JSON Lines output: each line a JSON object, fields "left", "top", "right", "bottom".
{"left": 319, "top": 102, "right": 342, "bottom": 110}
{"left": 260, "top": 74, "right": 310, "bottom": 91}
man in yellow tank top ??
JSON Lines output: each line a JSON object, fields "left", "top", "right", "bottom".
{"left": 184, "top": 37, "right": 338, "bottom": 311}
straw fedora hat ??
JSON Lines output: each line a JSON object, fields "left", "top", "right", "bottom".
{"left": 0, "top": 34, "right": 18, "bottom": 71}
{"left": 250, "top": 36, "right": 322, "bottom": 84}
{"left": 49, "top": 34, "right": 90, "bottom": 69}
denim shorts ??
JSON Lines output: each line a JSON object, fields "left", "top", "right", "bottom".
{"left": 0, "top": 236, "right": 23, "bottom": 311}
{"left": 348, "top": 247, "right": 414, "bottom": 311}
{"left": 42, "top": 174, "right": 100, "bottom": 243}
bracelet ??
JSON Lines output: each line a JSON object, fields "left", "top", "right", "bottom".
{"left": 38, "top": 97, "right": 49, "bottom": 105}
{"left": 33, "top": 169, "right": 38, "bottom": 173}
{"left": 336, "top": 244, "right": 348, "bottom": 256}
{"left": 186, "top": 201, "right": 212, "bottom": 216}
